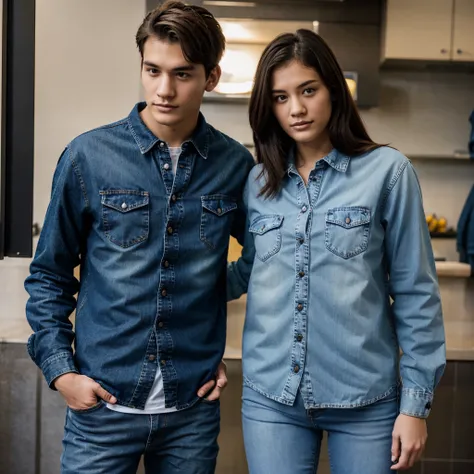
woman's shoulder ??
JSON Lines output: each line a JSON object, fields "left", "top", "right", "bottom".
{"left": 356, "top": 146, "right": 411, "bottom": 178}
{"left": 362, "top": 145, "right": 408, "bottom": 164}
{"left": 247, "top": 163, "right": 266, "bottom": 189}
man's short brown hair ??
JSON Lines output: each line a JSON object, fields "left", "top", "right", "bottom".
{"left": 136, "top": 1, "right": 225, "bottom": 77}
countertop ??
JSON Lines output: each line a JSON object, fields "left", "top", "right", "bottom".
{"left": 435, "top": 261, "right": 471, "bottom": 278}
{"left": 1, "top": 259, "right": 473, "bottom": 360}
{"left": 225, "top": 321, "right": 474, "bottom": 361}
{"left": 223, "top": 298, "right": 474, "bottom": 361}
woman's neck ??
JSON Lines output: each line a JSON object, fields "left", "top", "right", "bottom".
{"left": 295, "top": 135, "right": 333, "bottom": 170}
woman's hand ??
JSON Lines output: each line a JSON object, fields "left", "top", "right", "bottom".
{"left": 391, "top": 414, "right": 427, "bottom": 470}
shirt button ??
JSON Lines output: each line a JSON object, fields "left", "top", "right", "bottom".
{"left": 299, "top": 271, "right": 305, "bottom": 278}
{"left": 298, "top": 238, "right": 304, "bottom": 244}
{"left": 297, "top": 334, "right": 303, "bottom": 342}
{"left": 161, "top": 359, "right": 166, "bottom": 366}
{"left": 179, "top": 163, "right": 185, "bottom": 169}
{"left": 163, "top": 163, "right": 170, "bottom": 170}
{"left": 163, "top": 260, "right": 170, "bottom": 268}
{"left": 297, "top": 303, "right": 303, "bottom": 311}
{"left": 158, "top": 321, "right": 164, "bottom": 328}
{"left": 161, "top": 288, "right": 168, "bottom": 297}
{"left": 159, "top": 142, "right": 165, "bottom": 148}
{"left": 171, "top": 194, "right": 177, "bottom": 202}
{"left": 167, "top": 226, "right": 173, "bottom": 235}
{"left": 302, "top": 206, "right": 307, "bottom": 213}
{"left": 148, "top": 354, "right": 156, "bottom": 361}
{"left": 294, "top": 365, "right": 300, "bottom": 373}
{"left": 217, "top": 208, "right": 222, "bottom": 215}
{"left": 121, "top": 202, "right": 128, "bottom": 210}
{"left": 345, "top": 217, "right": 351, "bottom": 224}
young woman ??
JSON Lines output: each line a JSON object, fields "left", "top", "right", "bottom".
{"left": 240, "top": 29, "right": 446, "bottom": 473}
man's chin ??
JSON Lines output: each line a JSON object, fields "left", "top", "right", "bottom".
{"left": 151, "top": 110, "right": 181, "bottom": 127}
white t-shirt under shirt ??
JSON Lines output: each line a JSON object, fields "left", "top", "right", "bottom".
{"left": 107, "top": 146, "right": 182, "bottom": 414}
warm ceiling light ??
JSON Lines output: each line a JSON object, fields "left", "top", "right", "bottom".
{"left": 203, "top": 1, "right": 257, "bottom": 7}
{"left": 219, "top": 21, "right": 254, "bottom": 41}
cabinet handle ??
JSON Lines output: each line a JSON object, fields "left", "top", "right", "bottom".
{"left": 440, "top": 48, "right": 448, "bottom": 54}
{"left": 457, "top": 49, "right": 463, "bottom": 54}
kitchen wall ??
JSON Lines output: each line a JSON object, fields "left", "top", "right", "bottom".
{"left": 202, "top": 69, "right": 474, "bottom": 261}
{"left": 32, "top": 1, "right": 473, "bottom": 258}
{"left": 33, "top": 0, "right": 145, "bottom": 226}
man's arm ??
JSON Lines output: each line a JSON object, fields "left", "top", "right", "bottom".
{"left": 25, "top": 146, "right": 87, "bottom": 388}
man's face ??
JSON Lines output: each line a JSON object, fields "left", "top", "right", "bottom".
{"left": 141, "top": 37, "right": 219, "bottom": 130}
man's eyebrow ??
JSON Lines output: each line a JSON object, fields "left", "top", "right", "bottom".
{"left": 143, "top": 61, "right": 196, "bottom": 72}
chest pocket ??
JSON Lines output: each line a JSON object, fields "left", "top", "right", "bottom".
{"left": 249, "top": 215, "right": 284, "bottom": 263}
{"left": 100, "top": 190, "right": 149, "bottom": 248}
{"left": 325, "top": 207, "right": 371, "bottom": 259}
{"left": 200, "top": 195, "right": 237, "bottom": 250}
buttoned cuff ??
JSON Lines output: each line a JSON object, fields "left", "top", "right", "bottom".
{"left": 41, "top": 351, "right": 78, "bottom": 390}
{"left": 399, "top": 388, "right": 433, "bottom": 419}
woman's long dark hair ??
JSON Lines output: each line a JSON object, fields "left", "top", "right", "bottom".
{"left": 249, "top": 29, "right": 383, "bottom": 198}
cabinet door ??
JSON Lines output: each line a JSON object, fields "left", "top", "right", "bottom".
{"left": 452, "top": 0, "right": 474, "bottom": 61}
{"left": 384, "top": 0, "right": 453, "bottom": 60}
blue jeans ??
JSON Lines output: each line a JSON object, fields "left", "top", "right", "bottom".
{"left": 61, "top": 399, "right": 220, "bottom": 474}
{"left": 242, "top": 386, "right": 399, "bottom": 474}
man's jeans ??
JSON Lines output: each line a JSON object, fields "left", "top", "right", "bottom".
{"left": 61, "top": 399, "right": 220, "bottom": 474}
{"left": 242, "top": 385, "right": 399, "bottom": 474}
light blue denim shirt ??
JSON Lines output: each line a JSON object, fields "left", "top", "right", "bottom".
{"left": 229, "top": 146, "right": 446, "bottom": 419}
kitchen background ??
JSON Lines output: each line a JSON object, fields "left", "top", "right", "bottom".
{"left": 1, "top": 0, "right": 473, "bottom": 473}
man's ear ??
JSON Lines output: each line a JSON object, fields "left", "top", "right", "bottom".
{"left": 205, "top": 65, "right": 221, "bottom": 93}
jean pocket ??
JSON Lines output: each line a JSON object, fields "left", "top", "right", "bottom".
{"left": 200, "top": 195, "right": 237, "bottom": 250}
{"left": 325, "top": 207, "right": 371, "bottom": 259}
{"left": 201, "top": 397, "right": 221, "bottom": 405}
{"left": 249, "top": 214, "right": 284, "bottom": 262}
{"left": 100, "top": 190, "right": 149, "bottom": 248}
{"left": 68, "top": 399, "right": 105, "bottom": 415}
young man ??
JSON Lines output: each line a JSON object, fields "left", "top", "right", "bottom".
{"left": 25, "top": 2, "right": 254, "bottom": 473}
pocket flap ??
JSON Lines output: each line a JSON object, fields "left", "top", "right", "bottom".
{"left": 326, "top": 207, "right": 370, "bottom": 229}
{"left": 249, "top": 215, "right": 284, "bottom": 235}
{"left": 201, "top": 195, "right": 237, "bottom": 216}
{"left": 101, "top": 191, "right": 149, "bottom": 213}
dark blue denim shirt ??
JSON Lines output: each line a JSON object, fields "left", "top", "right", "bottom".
{"left": 25, "top": 102, "right": 254, "bottom": 410}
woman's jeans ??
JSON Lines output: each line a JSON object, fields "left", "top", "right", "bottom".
{"left": 242, "top": 385, "right": 399, "bottom": 474}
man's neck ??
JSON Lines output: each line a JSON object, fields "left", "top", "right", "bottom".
{"left": 140, "top": 106, "right": 198, "bottom": 147}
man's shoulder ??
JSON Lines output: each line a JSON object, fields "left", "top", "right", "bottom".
{"left": 68, "top": 116, "right": 130, "bottom": 152}
{"left": 206, "top": 123, "right": 254, "bottom": 166}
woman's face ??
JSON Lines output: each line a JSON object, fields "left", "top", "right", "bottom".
{"left": 271, "top": 60, "right": 332, "bottom": 147}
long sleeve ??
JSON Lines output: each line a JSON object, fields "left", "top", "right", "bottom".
{"left": 227, "top": 179, "right": 255, "bottom": 301}
{"left": 382, "top": 160, "right": 446, "bottom": 418}
{"left": 25, "top": 146, "right": 90, "bottom": 388}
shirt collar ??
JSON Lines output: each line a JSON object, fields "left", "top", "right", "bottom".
{"left": 127, "top": 102, "right": 209, "bottom": 159}
{"left": 287, "top": 146, "right": 350, "bottom": 175}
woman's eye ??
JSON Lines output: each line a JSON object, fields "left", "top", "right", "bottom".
{"left": 274, "top": 95, "right": 287, "bottom": 103}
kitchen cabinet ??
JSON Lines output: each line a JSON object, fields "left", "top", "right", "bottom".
{"left": 383, "top": 0, "right": 474, "bottom": 62}
{"left": 452, "top": 0, "right": 474, "bottom": 62}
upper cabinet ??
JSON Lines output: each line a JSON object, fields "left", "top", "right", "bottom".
{"left": 452, "top": 0, "right": 474, "bottom": 62}
{"left": 382, "top": 0, "right": 474, "bottom": 62}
